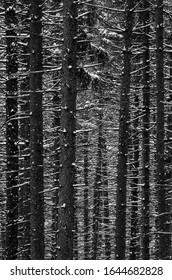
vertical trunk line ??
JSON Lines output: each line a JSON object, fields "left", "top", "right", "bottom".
{"left": 116, "top": 0, "right": 134, "bottom": 260}
{"left": 57, "top": 0, "right": 77, "bottom": 260}
{"left": 156, "top": 0, "right": 168, "bottom": 259}
{"left": 5, "top": 0, "right": 18, "bottom": 260}
{"left": 142, "top": 0, "right": 150, "bottom": 260}
{"left": 30, "top": 0, "right": 44, "bottom": 260}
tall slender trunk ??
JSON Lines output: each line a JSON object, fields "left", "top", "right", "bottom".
{"left": 18, "top": 76, "right": 30, "bottom": 259}
{"left": 92, "top": 114, "right": 102, "bottom": 260}
{"left": 57, "top": 0, "right": 77, "bottom": 260}
{"left": 5, "top": 0, "right": 18, "bottom": 260}
{"left": 129, "top": 93, "right": 139, "bottom": 260}
{"left": 115, "top": 0, "right": 134, "bottom": 260}
{"left": 18, "top": 1, "right": 30, "bottom": 259}
{"left": 92, "top": 89, "right": 105, "bottom": 259}
{"left": 84, "top": 0, "right": 96, "bottom": 260}
{"left": 102, "top": 138, "right": 110, "bottom": 259}
{"left": 73, "top": 178, "right": 78, "bottom": 259}
{"left": 30, "top": 0, "right": 44, "bottom": 259}
{"left": 156, "top": 0, "right": 169, "bottom": 259}
{"left": 51, "top": 76, "right": 60, "bottom": 259}
{"left": 165, "top": 22, "right": 172, "bottom": 259}
{"left": 83, "top": 130, "right": 89, "bottom": 259}
{"left": 0, "top": 189, "right": 5, "bottom": 259}
{"left": 50, "top": 0, "right": 62, "bottom": 260}
{"left": 141, "top": 0, "right": 150, "bottom": 260}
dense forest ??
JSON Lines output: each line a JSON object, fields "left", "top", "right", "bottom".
{"left": 0, "top": 0, "right": 172, "bottom": 260}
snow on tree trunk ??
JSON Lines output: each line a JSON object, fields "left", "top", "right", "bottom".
{"left": 18, "top": 1, "right": 30, "bottom": 259}
{"left": 83, "top": 130, "right": 89, "bottom": 259}
{"left": 30, "top": 0, "right": 44, "bottom": 259}
{"left": 115, "top": 0, "right": 134, "bottom": 260}
{"left": 5, "top": 0, "right": 18, "bottom": 260}
{"left": 57, "top": 0, "right": 77, "bottom": 260}
{"left": 156, "top": 0, "right": 170, "bottom": 259}
{"left": 141, "top": 0, "right": 150, "bottom": 260}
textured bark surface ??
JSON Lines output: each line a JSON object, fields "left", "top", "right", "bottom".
{"left": 129, "top": 92, "right": 139, "bottom": 260}
{"left": 83, "top": 131, "right": 89, "bottom": 259}
{"left": 57, "top": 0, "right": 77, "bottom": 260}
{"left": 51, "top": 80, "right": 60, "bottom": 259}
{"left": 142, "top": 0, "right": 150, "bottom": 260}
{"left": 30, "top": 0, "right": 44, "bottom": 259}
{"left": 102, "top": 138, "right": 110, "bottom": 259}
{"left": 156, "top": 0, "right": 169, "bottom": 259}
{"left": 5, "top": 0, "right": 18, "bottom": 260}
{"left": 92, "top": 110, "right": 102, "bottom": 260}
{"left": 115, "top": 0, "right": 134, "bottom": 260}
{"left": 18, "top": 1, "right": 30, "bottom": 259}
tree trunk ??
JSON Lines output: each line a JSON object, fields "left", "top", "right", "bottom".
{"left": 129, "top": 93, "right": 139, "bottom": 260}
{"left": 165, "top": 25, "right": 172, "bottom": 259}
{"left": 50, "top": 0, "right": 62, "bottom": 260}
{"left": 102, "top": 138, "right": 110, "bottom": 259}
{"left": 51, "top": 75, "right": 60, "bottom": 259}
{"left": 141, "top": 0, "right": 150, "bottom": 260}
{"left": 83, "top": 131, "right": 89, "bottom": 259}
{"left": 57, "top": 0, "right": 77, "bottom": 260}
{"left": 30, "top": 0, "right": 44, "bottom": 259}
{"left": 18, "top": 76, "right": 30, "bottom": 259}
{"left": 92, "top": 88, "right": 105, "bottom": 259}
{"left": 115, "top": 0, "right": 134, "bottom": 260}
{"left": 156, "top": 0, "right": 169, "bottom": 259}
{"left": 5, "top": 0, "right": 18, "bottom": 260}
{"left": 18, "top": 1, "right": 30, "bottom": 259}
{"left": 92, "top": 119, "right": 102, "bottom": 260}
{"left": 0, "top": 186, "right": 5, "bottom": 259}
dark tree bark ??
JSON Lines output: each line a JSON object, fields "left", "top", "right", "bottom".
{"left": 57, "top": 0, "right": 77, "bottom": 260}
{"left": 92, "top": 89, "right": 110, "bottom": 259}
{"left": 18, "top": 76, "right": 30, "bottom": 259}
{"left": 30, "top": 0, "right": 44, "bottom": 259}
{"left": 165, "top": 20, "right": 172, "bottom": 259}
{"left": 115, "top": 0, "right": 134, "bottom": 260}
{"left": 102, "top": 137, "right": 110, "bottom": 260}
{"left": 129, "top": 93, "right": 139, "bottom": 260}
{"left": 73, "top": 178, "right": 78, "bottom": 259}
{"left": 51, "top": 76, "right": 60, "bottom": 259}
{"left": 83, "top": 0, "right": 96, "bottom": 260}
{"left": 5, "top": 0, "right": 19, "bottom": 260}
{"left": 141, "top": 0, "right": 150, "bottom": 260}
{"left": 50, "top": 0, "right": 62, "bottom": 260}
{"left": 83, "top": 130, "right": 89, "bottom": 259}
{"left": 92, "top": 113, "right": 102, "bottom": 260}
{"left": 0, "top": 189, "right": 5, "bottom": 259}
{"left": 156, "top": 0, "right": 169, "bottom": 259}
{"left": 18, "top": 1, "right": 30, "bottom": 259}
